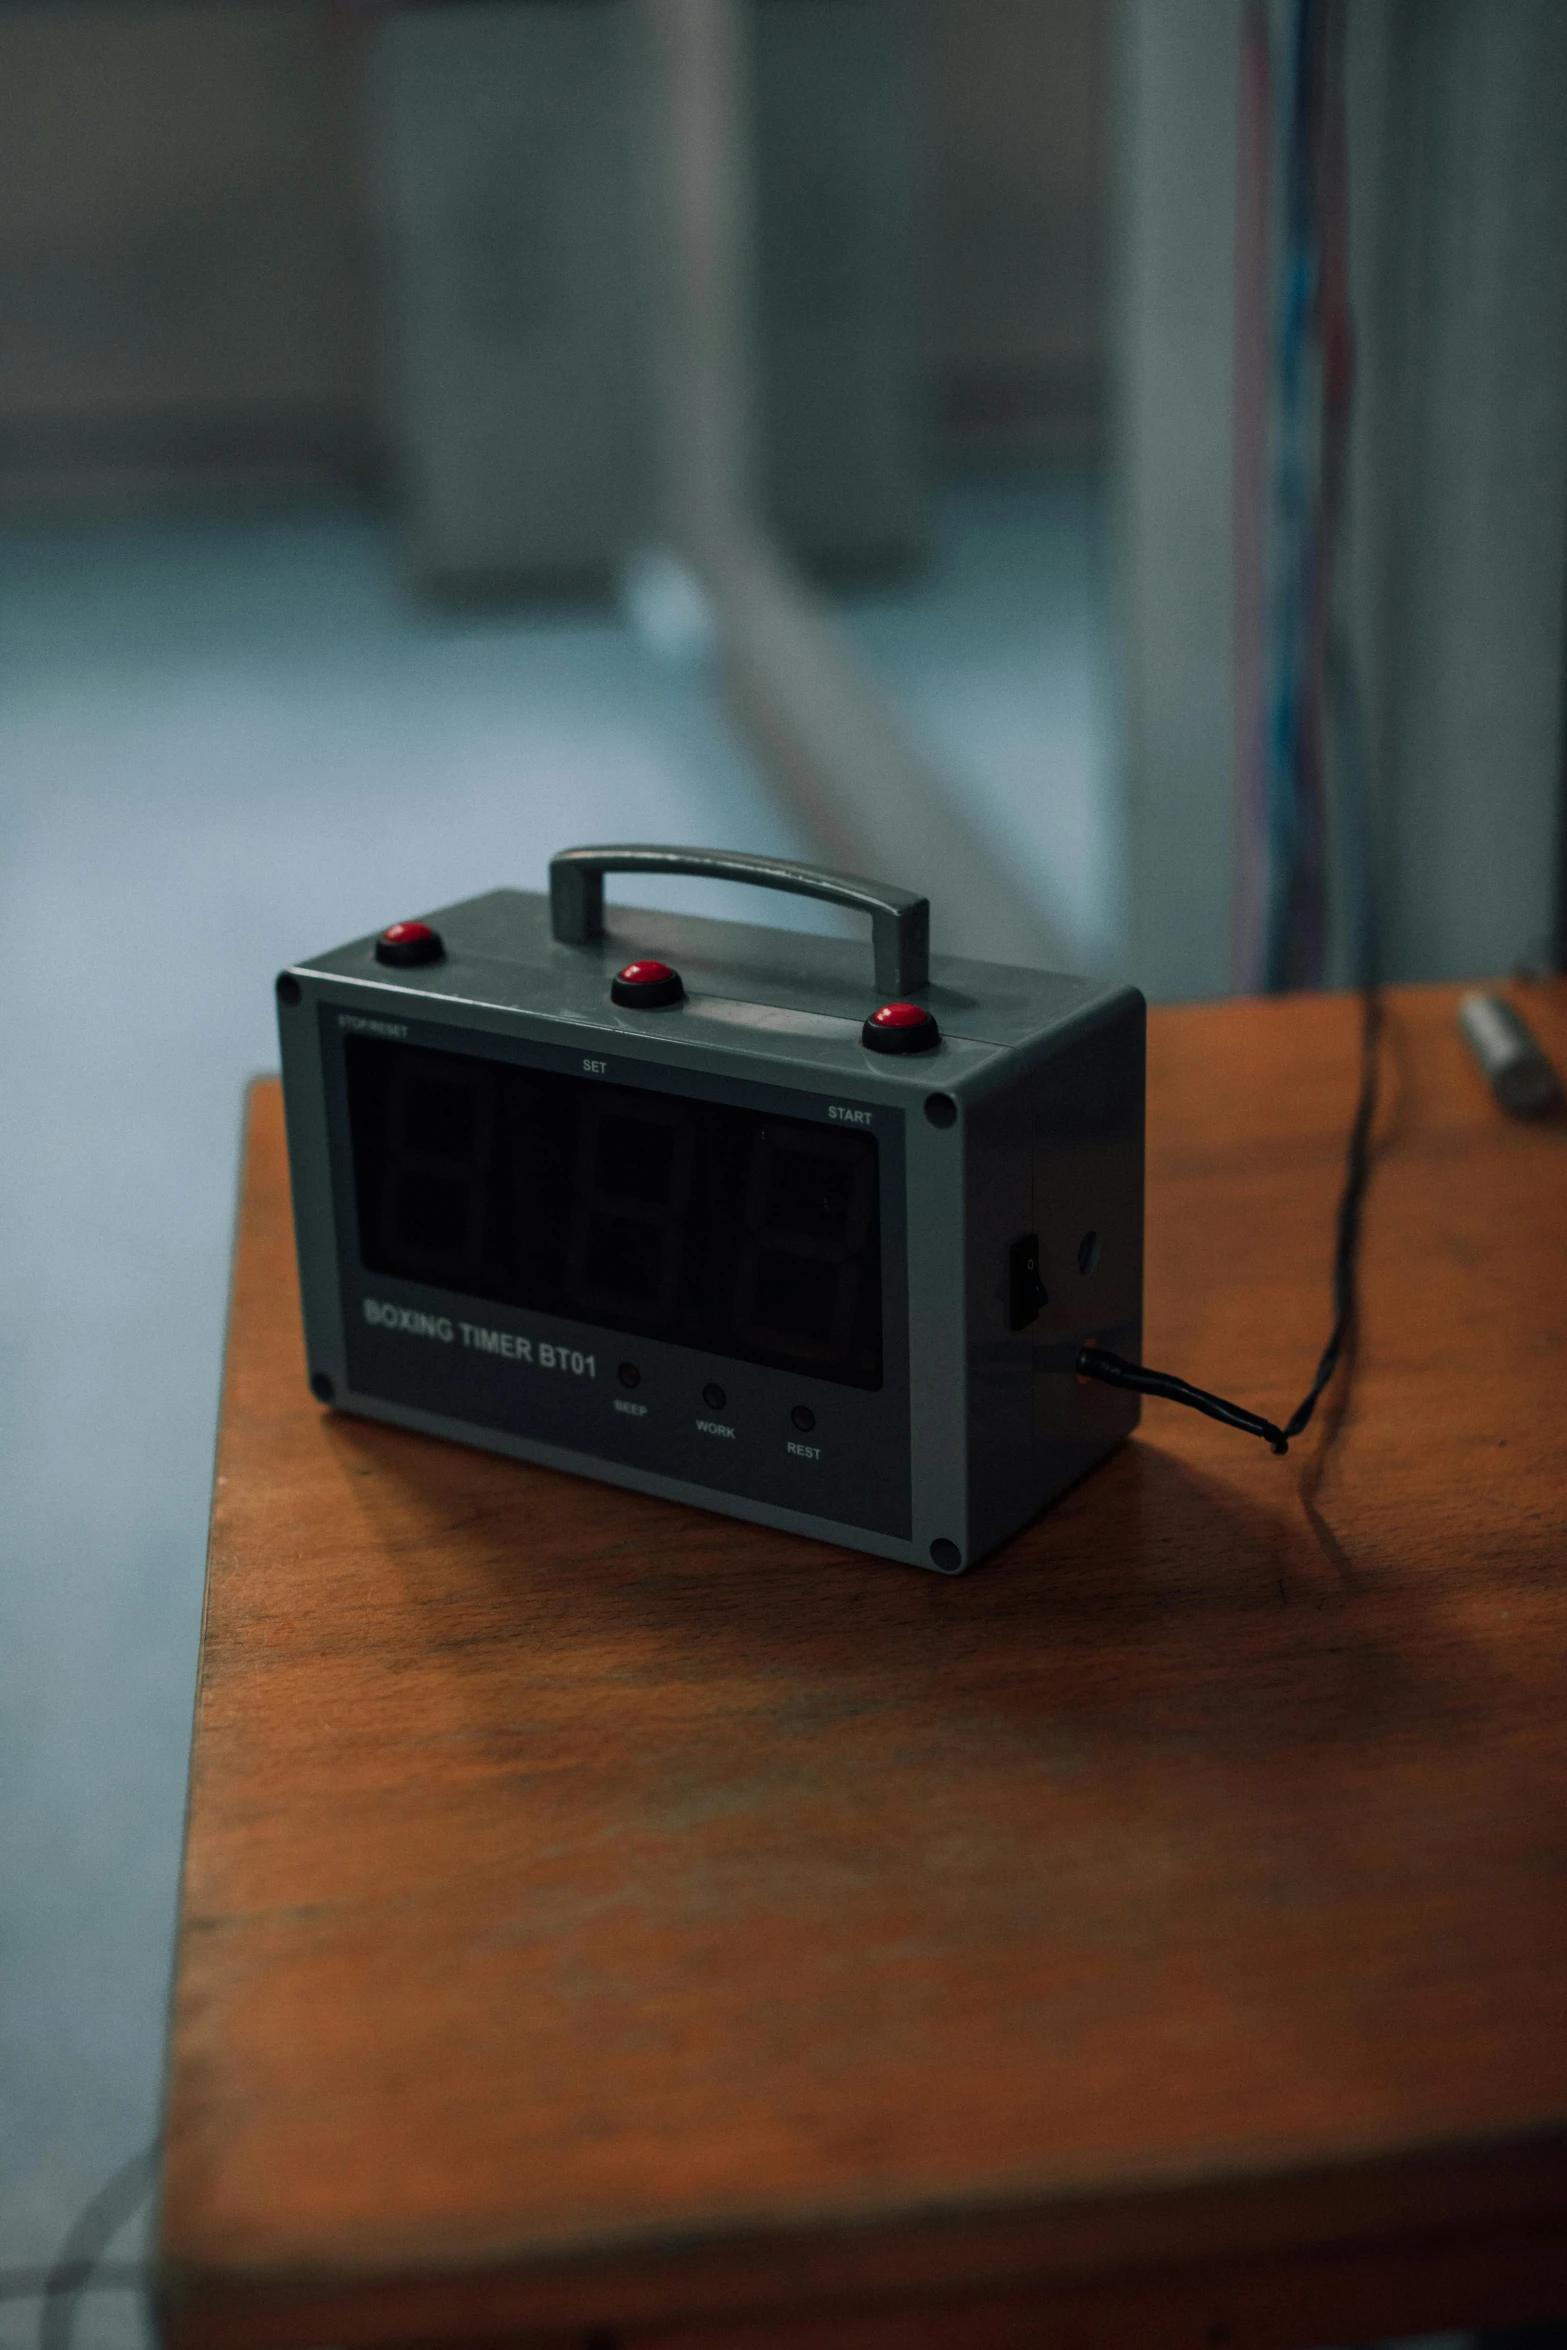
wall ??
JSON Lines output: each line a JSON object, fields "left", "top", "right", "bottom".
{"left": 921, "top": 0, "right": 1111, "bottom": 459}
{"left": 0, "top": 5, "right": 376, "bottom": 505}
{"left": 0, "top": 0, "right": 1115, "bottom": 506}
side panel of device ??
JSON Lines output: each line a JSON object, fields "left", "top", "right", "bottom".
{"left": 904, "top": 1083, "right": 972, "bottom": 1572}
{"left": 1030, "top": 996, "right": 1145, "bottom": 1483}
{"left": 275, "top": 978, "right": 347, "bottom": 1399}
{"left": 957, "top": 990, "right": 1145, "bottom": 1565}
{"left": 961, "top": 1061, "right": 1040, "bottom": 1563}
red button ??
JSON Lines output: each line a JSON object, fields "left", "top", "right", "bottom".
{"left": 611, "top": 957, "right": 684, "bottom": 1009}
{"left": 375, "top": 919, "right": 445, "bottom": 968}
{"left": 862, "top": 999, "right": 940, "bottom": 1054}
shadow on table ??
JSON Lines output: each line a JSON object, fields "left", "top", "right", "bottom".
{"left": 318, "top": 1411, "right": 1503, "bottom": 1779}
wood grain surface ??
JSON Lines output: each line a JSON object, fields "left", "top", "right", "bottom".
{"left": 157, "top": 983, "right": 1567, "bottom": 2350}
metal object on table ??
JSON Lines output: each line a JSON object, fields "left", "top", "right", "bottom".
{"left": 1458, "top": 992, "right": 1564, "bottom": 1118}
{"left": 276, "top": 843, "right": 1144, "bottom": 1574}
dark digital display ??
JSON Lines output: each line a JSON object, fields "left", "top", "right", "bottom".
{"left": 344, "top": 1037, "right": 883, "bottom": 1387}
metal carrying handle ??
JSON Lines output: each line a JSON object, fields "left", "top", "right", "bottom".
{"left": 549, "top": 844, "right": 930, "bottom": 996}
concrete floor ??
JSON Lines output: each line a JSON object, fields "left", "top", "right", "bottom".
{"left": 0, "top": 472, "right": 1115, "bottom": 2345}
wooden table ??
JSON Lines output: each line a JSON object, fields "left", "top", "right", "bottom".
{"left": 158, "top": 982, "right": 1567, "bottom": 2350}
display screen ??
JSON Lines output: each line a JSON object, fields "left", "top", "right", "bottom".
{"left": 344, "top": 1037, "right": 884, "bottom": 1387}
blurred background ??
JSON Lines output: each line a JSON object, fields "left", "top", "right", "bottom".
{"left": 1, "top": 3, "right": 1564, "bottom": 2341}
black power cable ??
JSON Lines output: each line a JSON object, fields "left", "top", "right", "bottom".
{"left": 1104, "top": 0, "right": 1383, "bottom": 1457}
{"left": 1078, "top": 981, "right": 1383, "bottom": 1458}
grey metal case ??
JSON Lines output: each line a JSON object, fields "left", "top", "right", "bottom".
{"left": 276, "top": 848, "right": 1143, "bottom": 1573}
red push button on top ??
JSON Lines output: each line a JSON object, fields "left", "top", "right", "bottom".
{"left": 862, "top": 999, "right": 940, "bottom": 1054}
{"left": 374, "top": 919, "right": 445, "bottom": 968}
{"left": 611, "top": 957, "right": 684, "bottom": 1009}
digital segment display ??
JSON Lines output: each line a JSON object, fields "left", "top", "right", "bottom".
{"left": 344, "top": 1037, "right": 884, "bottom": 1388}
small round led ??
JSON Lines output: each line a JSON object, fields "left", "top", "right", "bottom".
{"left": 375, "top": 919, "right": 444, "bottom": 968}
{"left": 862, "top": 999, "right": 940, "bottom": 1054}
{"left": 611, "top": 958, "right": 684, "bottom": 1009}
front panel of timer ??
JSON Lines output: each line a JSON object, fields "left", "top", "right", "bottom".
{"left": 320, "top": 1007, "right": 913, "bottom": 1539}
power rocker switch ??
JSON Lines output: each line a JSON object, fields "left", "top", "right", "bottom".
{"left": 1008, "top": 1233, "right": 1048, "bottom": 1330}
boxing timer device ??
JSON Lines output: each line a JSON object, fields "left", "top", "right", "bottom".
{"left": 275, "top": 846, "right": 1145, "bottom": 1573}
